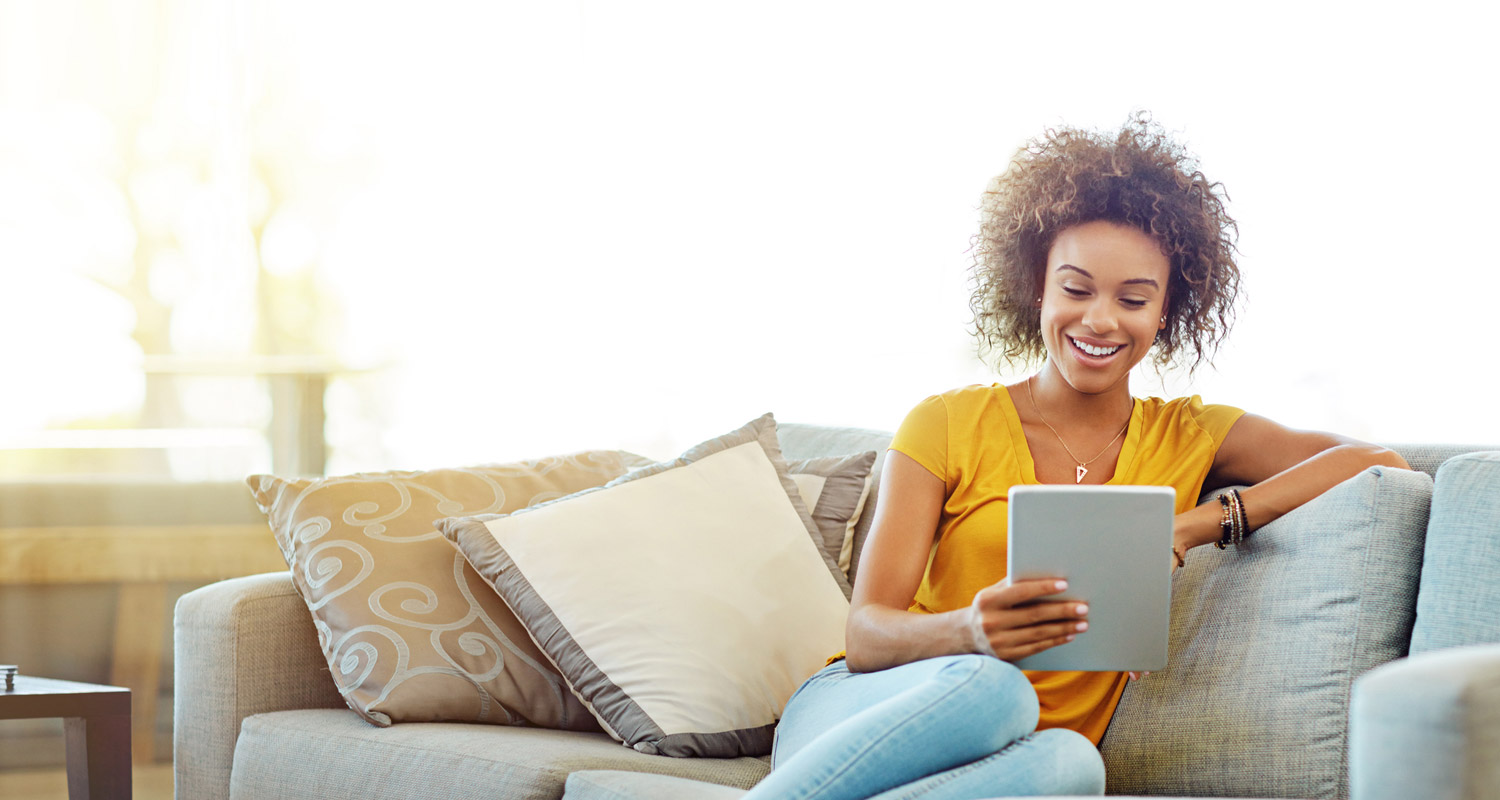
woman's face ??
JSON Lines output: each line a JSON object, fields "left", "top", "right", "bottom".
{"left": 1039, "top": 220, "right": 1171, "bottom": 396}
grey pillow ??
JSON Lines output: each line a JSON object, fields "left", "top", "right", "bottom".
{"left": 1101, "top": 466, "right": 1432, "bottom": 799}
{"left": 775, "top": 423, "right": 895, "bottom": 587}
{"left": 787, "top": 452, "right": 877, "bottom": 582}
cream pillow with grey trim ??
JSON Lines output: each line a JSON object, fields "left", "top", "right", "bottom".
{"left": 612, "top": 450, "right": 874, "bottom": 593}
{"left": 438, "top": 413, "right": 851, "bottom": 757}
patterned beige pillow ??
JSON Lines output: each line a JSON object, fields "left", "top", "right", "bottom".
{"left": 246, "top": 451, "right": 642, "bottom": 728}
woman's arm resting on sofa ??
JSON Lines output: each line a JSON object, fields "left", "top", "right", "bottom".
{"left": 1173, "top": 414, "right": 1411, "bottom": 551}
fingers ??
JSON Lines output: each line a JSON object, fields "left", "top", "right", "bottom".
{"left": 968, "top": 578, "right": 1091, "bottom": 662}
{"left": 992, "top": 629, "right": 1079, "bottom": 662}
{"left": 965, "top": 588, "right": 1078, "bottom": 658}
{"left": 986, "top": 578, "right": 1071, "bottom": 609}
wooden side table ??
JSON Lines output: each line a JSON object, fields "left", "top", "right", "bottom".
{"left": 0, "top": 674, "right": 131, "bottom": 799}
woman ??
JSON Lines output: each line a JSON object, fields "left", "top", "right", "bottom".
{"left": 748, "top": 114, "right": 1409, "bottom": 799}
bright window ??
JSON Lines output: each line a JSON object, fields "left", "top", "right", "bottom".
{"left": 4, "top": 1, "right": 1496, "bottom": 481}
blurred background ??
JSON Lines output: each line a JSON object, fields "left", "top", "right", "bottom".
{"left": 1, "top": 0, "right": 1497, "bottom": 791}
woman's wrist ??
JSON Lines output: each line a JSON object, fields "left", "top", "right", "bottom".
{"left": 1173, "top": 501, "right": 1223, "bottom": 552}
{"left": 966, "top": 594, "right": 999, "bottom": 658}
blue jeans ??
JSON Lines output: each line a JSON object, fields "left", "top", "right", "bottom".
{"left": 747, "top": 655, "right": 1105, "bottom": 800}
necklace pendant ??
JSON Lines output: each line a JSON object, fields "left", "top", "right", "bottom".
{"left": 1075, "top": 465, "right": 1088, "bottom": 483}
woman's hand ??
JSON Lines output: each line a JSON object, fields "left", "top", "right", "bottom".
{"left": 966, "top": 577, "right": 1089, "bottom": 662}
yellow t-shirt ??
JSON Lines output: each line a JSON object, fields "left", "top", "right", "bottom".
{"left": 890, "top": 384, "right": 1243, "bottom": 745}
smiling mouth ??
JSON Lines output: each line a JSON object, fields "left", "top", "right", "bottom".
{"left": 1069, "top": 336, "right": 1122, "bottom": 358}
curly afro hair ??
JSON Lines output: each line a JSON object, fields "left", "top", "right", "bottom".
{"left": 969, "top": 112, "right": 1241, "bottom": 375}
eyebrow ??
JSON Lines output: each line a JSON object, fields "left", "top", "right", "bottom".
{"left": 1056, "top": 264, "right": 1160, "bottom": 290}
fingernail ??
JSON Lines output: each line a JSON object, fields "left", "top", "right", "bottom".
{"left": 1075, "top": 604, "right": 1088, "bottom": 615}
{"left": 1055, "top": 580, "right": 1068, "bottom": 591}
{"left": 1065, "top": 634, "right": 1076, "bottom": 642}
{"left": 1075, "top": 622, "right": 1088, "bottom": 632}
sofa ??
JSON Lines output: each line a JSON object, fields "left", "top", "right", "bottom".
{"left": 173, "top": 421, "right": 1500, "bottom": 800}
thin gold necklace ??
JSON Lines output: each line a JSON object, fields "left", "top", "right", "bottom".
{"left": 1025, "top": 376, "right": 1131, "bottom": 484}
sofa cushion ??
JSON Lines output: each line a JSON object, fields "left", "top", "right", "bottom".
{"left": 245, "top": 452, "right": 642, "bottom": 729}
{"left": 557, "top": 770, "right": 1286, "bottom": 800}
{"left": 227, "top": 709, "right": 770, "bottom": 800}
{"left": 564, "top": 770, "right": 749, "bottom": 800}
{"left": 1411, "top": 451, "right": 1500, "bottom": 653}
{"left": 1101, "top": 466, "right": 1432, "bottom": 800}
{"left": 776, "top": 423, "right": 894, "bottom": 587}
{"left": 439, "top": 414, "right": 850, "bottom": 758}
{"left": 787, "top": 451, "right": 877, "bottom": 577}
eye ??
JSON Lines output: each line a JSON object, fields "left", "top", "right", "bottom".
{"left": 1121, "top": 298, "right": 1148, "bottom": 309}
{"left": 1062, "top": 286, "right": 1088, "bottom": 297}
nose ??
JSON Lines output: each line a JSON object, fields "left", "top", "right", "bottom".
{"left": 1081, "top": 298, "right": 1118, "bottom": 335}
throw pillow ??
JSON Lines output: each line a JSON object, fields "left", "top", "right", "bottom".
{"left": 246, "top": 451, "right": 642, "bottom": 729}
{"left": 1100, "top": 466, "right": 1432, "bottom": 799}
{"left": 437, "top": 413, "right": 851, "bottom": 758}
{"left": 787, "top": 452, "right": 877, "bottom": 579}
{"left": 1410, "top": 451, "right": 1500, "bottom": 653}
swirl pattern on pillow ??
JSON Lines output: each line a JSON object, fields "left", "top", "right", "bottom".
{"left": 247, "top": 451, "right": 641, "bottom": 728}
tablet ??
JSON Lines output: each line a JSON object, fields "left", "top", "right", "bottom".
{"left": 1006, "top": 484, "right": 1175, "bottom": 672}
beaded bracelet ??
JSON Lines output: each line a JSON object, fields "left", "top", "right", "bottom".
{"left": 1217, "top": 489, "right": 1249, "bottom": 549}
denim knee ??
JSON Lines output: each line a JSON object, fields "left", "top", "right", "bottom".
{"left": 1030, "top": 727, "right": 1107, "bottom": 796}
{"left": 934, "top": 655, "right": 1040, "bottom": 748}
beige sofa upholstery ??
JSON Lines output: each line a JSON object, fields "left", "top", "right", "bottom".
{"left": 174, "top": 571, "right": 772, "bottom": 800}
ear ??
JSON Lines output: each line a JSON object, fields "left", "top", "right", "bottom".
{"left": 1158, "top": 301, "right": 1169, "bottom": 331}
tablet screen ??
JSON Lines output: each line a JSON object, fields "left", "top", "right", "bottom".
{"left": 1006, "top": 485, "right": 1174, "bottom": 672}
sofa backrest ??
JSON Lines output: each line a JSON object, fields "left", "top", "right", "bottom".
{"left": 1384, "top": 443, "right": 1500, "bottom": 480}
{"left": 776, "top": 422, "right": 1495, "bottom": 587}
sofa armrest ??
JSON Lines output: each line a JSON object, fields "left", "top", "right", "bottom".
{"left": 173, "top": 571, "right": 344, "bottom": 800}
{"left": 1350, "top": 643, "right": 1500, "bottom": 800}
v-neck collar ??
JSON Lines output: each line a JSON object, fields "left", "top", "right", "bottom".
{"left": 995, "top": 383, "right": 1142, "bottom": 486}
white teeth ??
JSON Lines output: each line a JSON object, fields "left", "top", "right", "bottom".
{"left": 1071, "top": 337, "right": 1120, "bottom": 357}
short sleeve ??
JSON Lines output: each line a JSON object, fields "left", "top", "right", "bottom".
{"left": 1187, "top": 395, "right": 1245, "bottom": 451}
{"left": 889, "top": 394, "right": 948, "bottom": 483}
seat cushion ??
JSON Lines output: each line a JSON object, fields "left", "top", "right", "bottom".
{"left": 227, "top": 709, "right": 770, "bottom": 800}
{"left": 559, "top": 770, "right": 1286, "bottom": 800}
{"left": 1101, "top": 466, "right": 1433, "bottom": 799}
{"left": 564, "top": 770, "right": 748, "bottom": 800}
